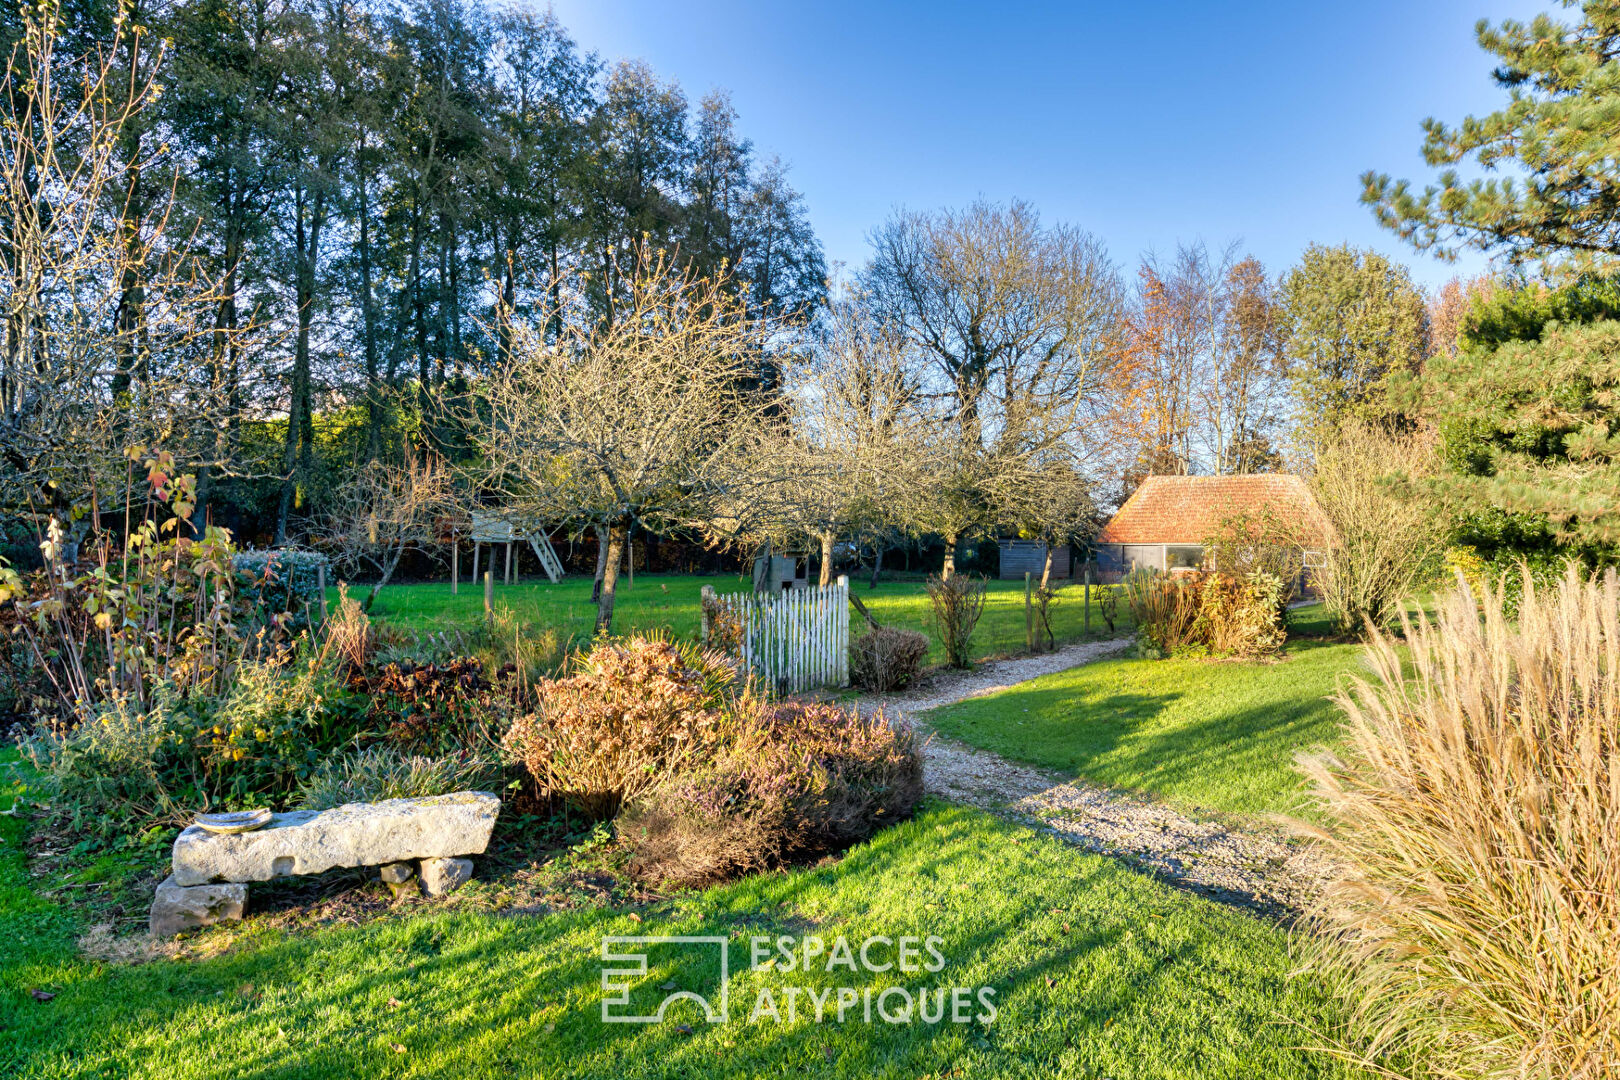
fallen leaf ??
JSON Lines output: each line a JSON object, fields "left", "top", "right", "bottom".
{"left": 391, "top": 1043, "right": 407, "bottom": 1054}
{"left": 822, "top": 1046, "right": 836, "bottom": 1061}
{"left": 659, "top": 980, "right": 678, "bottom": 991}
{"left": 626, "top": 912, "right": 642, "bottom": 923}
{"left": 30, "top": 989, "right": 55, "bottom": 1002}
{"left": 543, "top": 1022, "right": 556, "bottom": 1034}
{"left": 1062, "top": 923, "right": 1070, "bottom": 934}
{"left": 387, "top": 997, "right": 402, "bottom": 1010}
{"left": 1045, "top": 977, "right": 1055, "bottom": 988}
{"left": 674, "top": 1023, "right": 694, "bottom": 1035}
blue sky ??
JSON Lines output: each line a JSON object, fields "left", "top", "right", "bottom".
{"left": 548, "top": 0, "right": 1549, "bottom": 290}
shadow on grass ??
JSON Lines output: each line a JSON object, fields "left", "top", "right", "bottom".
{"left": 1, "top": 805, "right": 1362, "bottom": 1080}
{"left": 928, "top": 640, "right": 1361, "bottom": 820}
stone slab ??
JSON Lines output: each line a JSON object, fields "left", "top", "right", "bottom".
{"left": 150, "top": 876, "right": 246, "bottom": 937}
{"left": 172, "top": 792, "right": 499, "bottom": 886}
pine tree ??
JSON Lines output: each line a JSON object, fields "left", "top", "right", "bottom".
{"left": 1362, "top": 2, "right": 1620, "bottom": 272}
{"left": 1363, "top": 3, "right": 1620, "bottom": 553}
{"left": 1410, "top": 279, "right": 1620, "bottom": 551}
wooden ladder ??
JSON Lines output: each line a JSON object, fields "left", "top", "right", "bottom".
{"left": 527, "top": 531, "right": 565, "bottom": 584}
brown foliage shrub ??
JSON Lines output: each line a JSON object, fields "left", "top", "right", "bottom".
{"left": 503, "top": 637, "right": 741, "bottom": 819}
{"left": 849, "top": 626, "right": 930, "bottom": 691}
{"left": 1193, "top": 572, "right": 1287, "bottom": 658}
{"left": 1298, "top": 565, "right": 1620, "bottom": 1079}
{"left": 621, "top": 701, "right": 924, "bottom": 888}
{"left": 347, "top": 656, "right": 514, "bottom": 754}
{"left": 926, "top": 573, "right": 987, "bottom": 668}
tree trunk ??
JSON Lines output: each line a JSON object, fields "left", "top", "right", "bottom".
{"left": 591, "top": 524, "right": 607, "bottom": 602}
{"left": 596, "top": 523, "right": 627, "bottom": 636}
{"left": 365, "top": 538, "right": 408, "bottom": 611}
{"left": 276, "top": 183, "right": 326, "bottom": 545}
{"left": 358, "top": 144, "right": 382, "bottom": 461}
{"left": 818, "top": 531, "right": 835, "bottom": 587}
{"left": 1040, "top": 546, "right": 1054, "bottom": 591}
{"left": 410, "top": 199, "right": 430, "bottom": 427}
{"left": 941, "top": 532, "right": 959, "bottom": 580}
{"left": 869, "top": 543, "right": 883, "bottom": 589}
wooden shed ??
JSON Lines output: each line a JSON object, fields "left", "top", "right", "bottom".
{"left": 1093, "top": 474, "right": 1328, "bottom": 581}
{"left": 998, "top": 540, "right": 1071, "bottom": 581}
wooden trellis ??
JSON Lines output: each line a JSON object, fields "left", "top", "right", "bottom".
{"left": 701, "top": 577, "right": 850, "bottom": 695}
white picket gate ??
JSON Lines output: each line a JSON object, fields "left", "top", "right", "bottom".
{"left": 701, "top": 576, "right": 850, "bottom": 694}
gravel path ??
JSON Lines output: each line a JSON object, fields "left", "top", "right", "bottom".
{"left": 859, "top": 640, "right": 1334, "bottom": 920}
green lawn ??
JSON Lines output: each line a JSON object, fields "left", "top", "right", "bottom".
{"left": 927, "top": 622, "right": 1362, "bottom": 819}
{"left": 1, "top": 754, "right": 1366, "bottom": 1079}
{"left": 346, "top": 574, "right": 1133, "bottom": 667}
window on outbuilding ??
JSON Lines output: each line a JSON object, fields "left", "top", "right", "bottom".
{"left": 1122, "top": 545, "right": 1163, "bottom": 572}
{"left": 1166, "top": 545, "right": 1204, "bottom": 570}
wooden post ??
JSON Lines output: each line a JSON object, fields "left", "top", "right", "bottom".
{"left": 317, "top": 563, "right": 329, "bottom": 623}
{"left": 1084, "top": 564, "right": 1091, "bottom": 635}
{"left": 627, "top": 537, "right": 634, "bottom": 587}
{"left": 483, "top": 570, "right": 493, "bottom": 623}
{"left": 837, "top": 575, "right": 850, "bottom": 687}
{"left": 700, "top": 584, "right": 716, "bottom": 645}
{"left": 471, "top": 542, "right": 480, "bottom": 589}
{"left": 505, "top": 541, "right": 514, "bottom": 585}
{"left": 451, "top": 534, "right": 459, "bottom": 596}
{"left": 1024, "top": 571, "right": 1034, "bottom": 652}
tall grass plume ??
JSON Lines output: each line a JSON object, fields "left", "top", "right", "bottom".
{"left": 1297, "top": 565, "right": 1619, "bottom": 1079}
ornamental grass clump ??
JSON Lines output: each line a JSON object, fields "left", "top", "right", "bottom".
{"left": 1298, "top": 565, "right": 1620, "bottom": 1079}
{"left": 1123, "top": 568, "right": 1201, "bottom": 657}
{"left": 503, "top": 637, "right": 743, "bottom": 819}
{"left": 295, "top": 745, "right": 500, "bottom": 811}
{"left": 621, "top": 701, "right": 924, "bottom": 888}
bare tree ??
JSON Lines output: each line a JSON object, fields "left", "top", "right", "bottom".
{"left": 864, "top": 199, "right": 1122, "bottom": 575}
{"left": 476, "top": 251, "right": 786, "bottom": 633}
{"left": 769, "top": 297, "right": 926, "bottom": 585}
{"left": 1309, "top": 419, "right": 1448, "bottom": 634}
{"left": 320, "top": 451, "right": 455, "bottom": 610}
{"left": 1199, "top": 252, "right": 1288, "bottom": 474}
{"left": 990, "top": 456, "right": 1098, "bottom": 588}
{"left": 1108, "top": 244, "right": 1286, "bottom": 485}
{"left": 0, "top": 6, "right": 234, "bottom": 521}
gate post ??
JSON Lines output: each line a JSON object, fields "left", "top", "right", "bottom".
{"left": 1024, "top": 571, "right": 1034, "bottom": 651}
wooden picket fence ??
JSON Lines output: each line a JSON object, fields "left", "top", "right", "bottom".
{"left": 701, "top": 576, "right": 850, "bottom": 695}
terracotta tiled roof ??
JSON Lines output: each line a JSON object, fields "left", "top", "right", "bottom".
{"left": 1097, "top": 474, "right": 1329, "bottom": 546}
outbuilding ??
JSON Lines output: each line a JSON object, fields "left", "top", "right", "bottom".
{"left": 997, "top": 539, "right": 1072, "bottom": 581}
{"left": 1093, "top": 474, "right": 1328, "bottom": 581}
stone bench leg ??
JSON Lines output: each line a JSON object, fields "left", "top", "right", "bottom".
{"left": 150, "top": 876, "right": 247, "bottom": 937}
{"left": 419, "top": 856, "right": 472, "bottom": 897}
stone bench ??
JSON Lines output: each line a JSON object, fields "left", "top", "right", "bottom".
{"left": 150, "top": 791, "right": 500, "bottom": 937}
